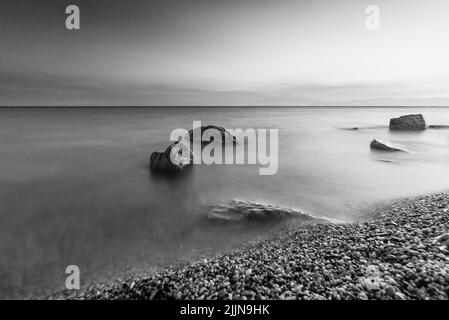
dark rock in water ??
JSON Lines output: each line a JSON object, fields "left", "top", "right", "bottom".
{"left": 429, "top": 125, "right": 449, "bottom": 129}
{"left": 370, "top": 139, "right": 406, "bottom": 152}
{"left": 149, "top": 142, "right": 192, "bottom": 175}
{"left": 149, "top": 125, "right": 236, "bottom": 175}
{"left": 389, "top": 114, "right": 426, "bottom": 131}
{"left": 187, "top": 125, "right": 237, "bottom": 146}
{"left": 206, "top": 200, "right": 325, "bottom": 224}
{"left": 343, "top": 127, "right": 359, "bottom": 131}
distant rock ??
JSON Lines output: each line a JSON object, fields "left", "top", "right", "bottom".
{"left": 389, "top": 114, "right": 426, "bottom": 131}
{"left": 429, "top": 125, "right": 449, "bottom": 129}
{"left": 370, "top": 139, "right": 406, "bottom": 152}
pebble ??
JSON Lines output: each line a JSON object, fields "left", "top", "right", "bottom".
{"left": 51, "top": 192, "right": 449, "bottom": 301}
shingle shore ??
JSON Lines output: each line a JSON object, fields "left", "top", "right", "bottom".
{"left": 54, "top": 193, "right": 449, "bottom": 300}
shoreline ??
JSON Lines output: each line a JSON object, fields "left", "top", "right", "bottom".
{"left": 52, "top": 192, "right": 449, "bottom": 300}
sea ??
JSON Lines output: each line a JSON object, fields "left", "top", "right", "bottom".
{"left": 0, "top": 107, "right": 448, "bottom": 298}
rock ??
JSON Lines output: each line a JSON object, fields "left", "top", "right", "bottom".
{"left": 389, "top": 114, "right": 426, "bottom": 131}
{"left": 385, "top": 286, "right": 396, "bottom": 298}
{"left": 370, "top": 139, "right": 406, "bottom": 152}
{"left": 362, "top": 277, "right": 380, "bottom": 291}
{"left": 187, "top": 125, "right": 237, "bottom": 146}
{"left": 52, "top": 192, "right": 449, "bottom": 301}
{"left": 428, "top": 125, "right": 449, "bottom": 129}
{"left": 329, "top": 279, "right": 339, "bottom": 286}
{"left": 395, "top": 291, "right": 407, "bottom": 300}
{"left": 241, "top": 290, "right": 255, "bottom": 297}
{"left": 149, "top": 124, "right": 236, "bottom": 175}
{"left": 435, "top": 233, "right": 449, "bottom": 252}
{"left": 198, "top": 287, "right": 208, "bottom": 296}
{"left": 377, "top": 159, "right": 399, "bottom": 164}
{"left": 436, "top": 233, "right": 449, "bottom": 243}
{"left": 206, "top": 200, "right": 324, "bottom": 224}
{"left": 149, "top": 142, "right": 192, "bottom": 175}
{"left": 358, "top": 292, "right": 368, "bottom": 300}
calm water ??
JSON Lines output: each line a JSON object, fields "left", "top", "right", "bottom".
{"left": 1, "top": 107, "right": 449, "bottom": 298}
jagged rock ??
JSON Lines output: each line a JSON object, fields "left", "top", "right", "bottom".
{"left": 149, "top": 125, "right": 236, "bottom": 175}
{"left": 187, "top": 125, "right": 237, "bottom": 146}
{"left": 370, "top": 139, "right": 406, "bottom": 152}
{"left": 149, "top": 142, "right": 192, "bottom": 174}
{"left": 389, "top": 114, "right": 426, "bottom": 131}
{"left": 206, "top": 200, "right": 325, "bottom": 224}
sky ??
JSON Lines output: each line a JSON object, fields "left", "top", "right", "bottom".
{"left": 1, "top": 0, "right": 449, "bottom": 106}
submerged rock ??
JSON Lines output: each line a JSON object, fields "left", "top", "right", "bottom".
{"left": 370, "top": 139, "right": 406, "bottom": 152}
{"left": 206, "top": 200, "right": 324, "bottom": 224}
{"left": 55, "top": 192, "right": 449, "bottom": 300}
{"left": 389, "top": 114, "right": 426, "bottom": 131}
{"left": 377, "top": 159, "right": 399, "bottom": 164}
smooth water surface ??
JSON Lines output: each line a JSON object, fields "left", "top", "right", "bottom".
{"left": 0, "top": 107, "right": 448, "bottom": 298}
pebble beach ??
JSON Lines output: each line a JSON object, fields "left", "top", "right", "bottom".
{"left": 54, "top": 192, "right": 449, "bottom": 300}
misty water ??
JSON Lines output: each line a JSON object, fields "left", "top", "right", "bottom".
{"left": 1, "top": 107, "right": 449, "bottom": 298}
